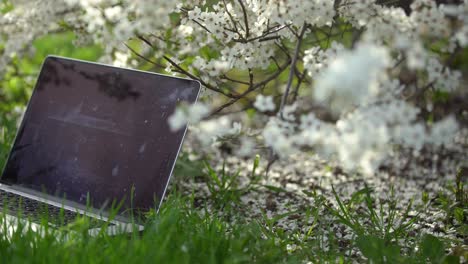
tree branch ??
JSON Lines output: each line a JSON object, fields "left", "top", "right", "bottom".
{"left": 136, "top": 35, "right": 240, "bottom": 98}
{"left": 220, "top": 74, "right": 250, "bottom": 85}
{"left": 279, "top": 23, "right": 307, "bottom": 114}
{"left": 192, "top": 19, "right": 213, "bottom": 34}
{"left": 291, "top": 69, "right": 307, "bottom": 103}
{"left": 124, "top": 43, "right": 165, "bottom": 69}
{"left": 222, "top": 0, "right": 240, "bottom": 35}
{"left": 163, "top": 55, "right": 238, "bottom": 98}
{"left": 237, "top": 0, "right": 250, "bottom": 39}
{"left": 210, "top": 59, "right": 291, "bottom": 116}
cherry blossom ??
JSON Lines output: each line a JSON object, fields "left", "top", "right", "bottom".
{"left": 1, "top": 0, "right": 466, "bottom": 175}
{"left": 254, "top": 95, "right": 276, "bottom": 112}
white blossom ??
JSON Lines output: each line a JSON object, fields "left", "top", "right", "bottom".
{"left": 254, "top": 95, "right": 275, "bottom": 112}
{"left": 304, "top": 42, "right": 345, "bottom": 77}
{"left": 236, "top": 137, "right": 255, "bottom": 157}
{"left": 429, "top": 116, "right": 459, "bottom": 147}
{"left": 262, "top": 117, "right": 296, "bottom": 158}
{"left": 313, "top": 42, "right": 391, "bottom": 114}
{"left": 426, "top": 58, "right": 461, "bottom": 92}
{"left": 168, "top": 103, "right": 210, "bottom": 131}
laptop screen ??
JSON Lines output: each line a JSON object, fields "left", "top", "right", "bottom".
{"left": 1, "top": 56, "right": 200, "bottom": 214}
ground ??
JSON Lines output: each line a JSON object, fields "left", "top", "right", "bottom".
{"left": 169, "top": 131, "right": 468, "bottom": 262}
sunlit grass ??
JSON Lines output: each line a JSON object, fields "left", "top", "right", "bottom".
{"left": 0, "top": 195, "right": 301, "bottom": 264}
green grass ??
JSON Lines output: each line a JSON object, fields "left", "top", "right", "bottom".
{"left": 0, "top": 159, "right": 465, "bottom": 263}
{"left": 0, "top": 196, "right": 299, "bottom": 263}
{"left": 0, "top": 111, "right": 17, "bottom": 171}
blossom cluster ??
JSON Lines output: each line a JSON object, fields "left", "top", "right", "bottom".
{"left": 312, "top": 42, "right": 391, "bottom": 114}
{"left": 1, "top": 0, "right": 466, "bottom": 175}
{"left": 0, "top": 1, "right": 74, "bottom": 74}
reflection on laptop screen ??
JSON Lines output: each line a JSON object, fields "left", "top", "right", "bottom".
{"left": 1, "top": 56, "right": 200, "bottom": 213}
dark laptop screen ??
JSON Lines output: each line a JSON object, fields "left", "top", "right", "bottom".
{"left": 1, "top": 56, "right": 200, "bottom": 213}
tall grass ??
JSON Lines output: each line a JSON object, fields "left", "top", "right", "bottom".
{"left": 0, "top": 195, "right": 300, "bottom": 264}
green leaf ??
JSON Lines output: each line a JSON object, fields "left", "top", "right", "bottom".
{"left": 262, "top": 185, "right": 288, "bottom": 193}
{"left": 420, "top": 234, "right": 446, "bottom": 263}
{"left": 454, "top": 207, "right": 464, "bottom": 224}
{"left": 444, "top": 255, "right": 461, "bottom": 264}
{"left": 356, "top": 235, "right": 403, "bottom": 263}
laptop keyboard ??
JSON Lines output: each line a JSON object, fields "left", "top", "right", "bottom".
{"left": 0, "top": 189, "right": 111, "bottom": 228}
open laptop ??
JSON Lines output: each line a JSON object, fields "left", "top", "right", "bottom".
{"left": 0, "top": 56, "right": 200, "bottom": 235}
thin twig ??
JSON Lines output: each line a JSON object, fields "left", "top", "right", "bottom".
{"left": 265, "top": 149, "right": 278, "bottom": 177}
{"left": 137, "top": 35, "right": 154, "bottom": 47}
{"left": 136, "top": 35, "right": 239, "bottom": 98}
{"left": 393, "top": 56, "right": 406, "bottom": 69}
{"left": 291, "top": 69, "right": 307, "bottom": 103}
{"left": 163, "top": 55, "right": 238, "bottom": 98}
{"left": 285, "top": 24, "right": 300, "bottom": 38}
{"left": 270, "top": 56, "right": 281, "bottom": 70}
{"left": 221, "top": 74, "right": 250, "bottom": 85}
{"left": 279, "top": 23, "right": 308, "bottom": 114}
{"left": 205, "top": 99, "right": 255, "bottom": 118}
{"left": 192, "top": 19, "right": 212, "bottom": 34}
{"left": 124, "top": 43, "right": 165, "bottom": 69}
{"left": 237, "top": 0, "right": 250, "bottom": 38}
{"left": 275, "top": 41, "right": 292, "bottom": 61}
{"left": 210, "top": 59, "right": 291, "bottom": 115}
{"left": 404, "top": 81, "right": 435, "bottom": 101}
{"left": 258, "top": 36, "right": 281, "bottom": 42}
{"left": 223, "top": 0, "right": 240, "bottom": 35}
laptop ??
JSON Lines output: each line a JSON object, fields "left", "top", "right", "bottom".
{"left": 0, "top": 56, "right": 200, "bottom": 235}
